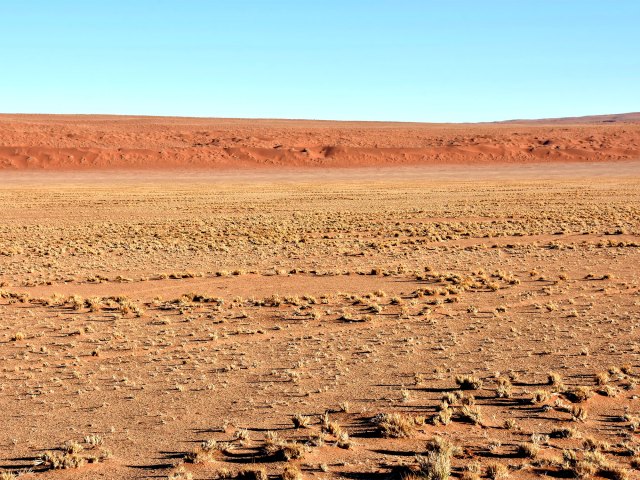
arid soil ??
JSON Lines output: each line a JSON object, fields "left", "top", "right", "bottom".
{"left": 1, "top": 114, "right": 639, "bottom": 170}
{"left": 1, "top": 159, "right": 640, "bottom": 480}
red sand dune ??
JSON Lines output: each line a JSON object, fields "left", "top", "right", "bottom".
{"left": 0, "top": 113, "right": 639, "bottom": 170}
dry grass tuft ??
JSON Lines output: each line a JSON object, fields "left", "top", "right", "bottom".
{"left": 455, "top": 375, "right": 483, "bottom": 390}
{"left": 281, "top": 465, "right": 303, "bottom": 480}
{"left": 486, "top": 462, "right": 509, "bottom": 479}
{"left": 373, "top": 412, "right": 417, "bottom": 438}
{"left": 262, "top": 431, "right": 308, "bottom": 461}
{"left": 237, "top": 468, "right": 268, "bottom": 480}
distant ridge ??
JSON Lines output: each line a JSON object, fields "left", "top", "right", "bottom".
{"left": 496, "top": 112, "right": 640, "bottom": 125}
{"left": 0, "top": 113, "right": 639, "bottom": 170}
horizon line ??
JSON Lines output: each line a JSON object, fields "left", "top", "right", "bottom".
{"left": 1, "top": 111, "right": 639, "bottom": 125}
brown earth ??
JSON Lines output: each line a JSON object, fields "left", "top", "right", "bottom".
{"left": 1, "top": 164, "right": 640, "bottom": 480}
{"left": 1, "top": 113, "right": 640, "bottom": 479}
{"left": 0, "top": 113, "right": 639, "bottom": 170}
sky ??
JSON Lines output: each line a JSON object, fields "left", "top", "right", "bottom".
{"left": 0, "top": 1, "right": 638, "bottom": 122}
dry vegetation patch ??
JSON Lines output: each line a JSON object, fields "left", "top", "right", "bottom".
{"left": 0, "top": 172, "right": 639, "bottom": 479}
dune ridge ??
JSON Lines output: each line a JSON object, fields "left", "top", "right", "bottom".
{"left": 0, "top": 113, "right": 639, "bottom": 170}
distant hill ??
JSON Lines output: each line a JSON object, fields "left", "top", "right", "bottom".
{"left": 497, "top": 112, "right": 640, "bottom": 124}
{"left": 0, "top": 113, "right": 639, "bottom": 170}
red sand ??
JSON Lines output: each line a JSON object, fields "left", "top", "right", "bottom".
{"left": 0, "top": 113, "right": 639, "bottom": 170}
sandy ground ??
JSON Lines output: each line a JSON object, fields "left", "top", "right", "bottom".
{"left": 1, "top": 159, "right": 640, "bottom": 479}
{"left": 1, "top": 114, "right": 639, "bottom": 170}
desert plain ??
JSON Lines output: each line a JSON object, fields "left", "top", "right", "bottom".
{"left": 1, "top": 114, "right": 640, "bottom": 480}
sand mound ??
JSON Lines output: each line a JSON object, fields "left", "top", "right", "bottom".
{"left": 0, "top": 114, "right": 638, "bottom": 170}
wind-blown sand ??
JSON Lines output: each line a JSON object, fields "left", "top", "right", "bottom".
{"left": 0, "top": 113, "right": 639, "bottom": 170}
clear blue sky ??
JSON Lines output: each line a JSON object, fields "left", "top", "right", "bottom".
{"left": 1, "top": 1, "right": 638, "bottom": 122}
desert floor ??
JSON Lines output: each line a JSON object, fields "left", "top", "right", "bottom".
{"left": 1, "top": 163, "right": 640, "bottom": 480}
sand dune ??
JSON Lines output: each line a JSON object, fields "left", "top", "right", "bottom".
{"left": 0, "top": 113, "right": 639, "bottom": 170}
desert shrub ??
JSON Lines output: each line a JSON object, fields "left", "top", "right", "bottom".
{"left": 495, "top": 377, "right": 512, "bottom": 398}
{"left": 372, "top": 412, "right": 415, "bottom": 438}
{"left": 455, "top": 375, "right": 483, "bottom": 390}
{"left": 486, "top": 462, "right": 509, "bottom": 479}
{"left": 416, "top": 440, "right": 456, "bottom": 480}
{"left": 458, "top": 405, "right": 482, "bottom": 425}
{"left": 531, "top": 389, "right": 550, "bottom": 404}
{"left": 36, "top": 437, "right": 110, "bottom": 470}
{"left": 431, "top": 406, "right": 453, "bottom": 425}
{"left": 516, "top": 442, "right": 539, "bottom": 459}
{"left": 281, "top": 465, "right": 303, "bottom": 480}
{"left": 548, "top": 371, "right": 563, "bottom": 388}
{"left": 571, "top": 406, "right": 588, "bottom": 422}
{"left": 292, "top": 413, "right": 311, "bottom": 429}
{"left": 551, "top": 427, "right": 579, "bottom": 439}
{"left": 563, "top": 386, "right": 594, "bottom": 403}
{"left": 237, "top": 469, "right": 268, "bottom": 480}
{"left": 262, "top": 432, "right": 307, "bottom": 461}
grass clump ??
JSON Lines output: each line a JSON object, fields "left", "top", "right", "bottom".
{"left": 237, "top": 469, "right": 268, "bottom": 480}
{"left": 458, "top": 405, "right": 483, "bottom": 425}
{"left": 416, "top": 451, "right": 450, "bottom": 480}
{"left": 36, "top": 437, "right": 111, "bottom": 470}
{"left": 414, "top": 437, "right": 458, "bottom": 480}
{"left": 516, "top": 442, "right": 539, "bottom": 459}
{"left": 530, "top": 389, "right": 551, "bottom": 404}
{"left": 495, "top": 377, "right": 512, "bottom": 398}
{"left": 372, "top": 412, "right": 416, "bottom": 438}
{"left": 551, "top": 426, "right": 579, "bottom": 439}
{"left": 167, "top": 466, "right": 194, "bottom": 480}
{"left": 10, "top": 332, "right": 25, "bottom": 341}
{"left": 281, "top": 465, "right": 303, "bottom": 480}
{"left": 262, "top": 431, "right": 307, "bottom": 461}
{"left": 486, "top": 462, "right": 509, "bottom": 479}
{"left": 431, "top": 405, "right": 453, "bottom": 426}
{"left": 292, "top": 413, "right": 311, "bottom": 429}
{"left": 563, "top": 386, "right": 594, "bottom": 403}
{"left": 455, "top": 375, "right": 483, "bottom": 390}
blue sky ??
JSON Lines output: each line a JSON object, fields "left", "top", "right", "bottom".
{"left": 0, "top": 1, "right": 638, "bottom": 122}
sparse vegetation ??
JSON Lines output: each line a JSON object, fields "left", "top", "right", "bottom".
{"left": 455, "top": 375, "right": 483, "bottom": 390}
{"left": 1, "top": 169, "right": 639, "bottom": 478}
{"left": 372, "top": 412, "right": 416, "bottom": 438}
